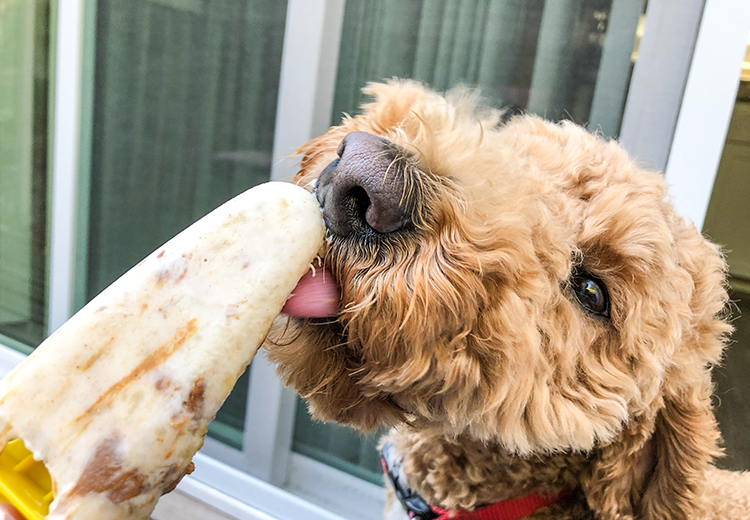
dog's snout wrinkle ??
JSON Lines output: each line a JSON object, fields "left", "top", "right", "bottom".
{"left": 317, "top": 132, "right": 413, "bottom": 236}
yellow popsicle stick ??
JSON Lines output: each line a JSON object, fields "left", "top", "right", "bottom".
{"left": 0, "top": 440, "right": 53, "bottom": 520}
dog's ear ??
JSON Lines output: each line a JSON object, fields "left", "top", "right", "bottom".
{"left": 639, "top": 384, "right": 722, "bottom": 518}
{"left": 579, "top": 415, "right": 655, "bottom": 519}
{"left": 582, "top": 216, "right": 729, "bottom": 520}
{"left": 581, "top": 379, "right": 721, "bottom": 519}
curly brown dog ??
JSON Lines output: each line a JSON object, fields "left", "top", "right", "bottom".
{"left": 267, "top": 80, "right": 750, "bottom": 520}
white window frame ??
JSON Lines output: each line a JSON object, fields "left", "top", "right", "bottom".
{"left": 619, "top": 0, "right": 750, "bottom": 229}
{"left": 1, "top": 0, "right": 748, "bottom": 518}
{"left": 662, "top": 0, "right": 750, "bottom": 229}
{"left": 47, "top": 0, "right": 82, "bottom": 334}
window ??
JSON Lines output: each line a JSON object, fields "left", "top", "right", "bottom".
{"left": 84, "top": 0, "right": 289, "bottom": 450}
{"left": 0, "top": 0, "right": 51, "bottom": 351}
{"left": 333, "top": 0, "right": 645, "bottom": 135}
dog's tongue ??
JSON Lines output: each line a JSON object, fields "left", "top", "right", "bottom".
{"left": 281, "top": 268, "right": 340, "bottom": 317}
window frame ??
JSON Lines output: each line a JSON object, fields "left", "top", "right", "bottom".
{"left": 661, "top": 0, "right": 750, "bottom": 230}
{"left": 1, "top": 0, "right": 748, "bottom": 518}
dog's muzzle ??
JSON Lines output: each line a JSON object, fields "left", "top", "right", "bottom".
{"left": 315, "top": 132, "right": 412, "bottom": 237}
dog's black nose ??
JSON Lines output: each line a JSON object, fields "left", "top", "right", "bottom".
{"left": 316, "top": 132, "right": 411, "bottom": 236}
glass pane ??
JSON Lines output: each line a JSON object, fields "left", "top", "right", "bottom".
{"left": 292, "top": 396, "right": 384, "bottom": 485}
{"left": 703, "top": 34, "right": 750, "bottom": 471}
{"left": 85, "top": 0, "right": 288, "bottom": 449}
{"left": 0, "top": 0, "right": 51, "bottom": 348}
{"left": 332, "top": 0, "right": 646, "bottom": 137}
{"left": 293, "top": 0, "right": 647, "bottom": 484}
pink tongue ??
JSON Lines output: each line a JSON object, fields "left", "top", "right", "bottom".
{"left": 281, "top": 269, "right": 340, "bottom": 318}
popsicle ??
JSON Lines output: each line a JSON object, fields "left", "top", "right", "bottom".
{"left": 0, "top": 182, "right": 324, "bottom": 519}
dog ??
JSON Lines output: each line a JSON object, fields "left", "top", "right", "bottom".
{"left": 266, "top": 80, "right": 750, "bottom": 519}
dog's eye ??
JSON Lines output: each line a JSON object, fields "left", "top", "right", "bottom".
{"left": 571, "top": 271, "right": 610, "bottom": 318}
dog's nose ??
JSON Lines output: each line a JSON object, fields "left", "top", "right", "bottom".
{"left": 316, "top": 132, "right": 411, "bottom": 236}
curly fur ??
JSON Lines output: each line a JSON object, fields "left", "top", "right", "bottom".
{"left": 266, "top": 80, "right": 748, "bottom": 519}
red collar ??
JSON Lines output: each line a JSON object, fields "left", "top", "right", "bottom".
{"left": 428, "top": 489, "right": 569, "bottom": 520}
{"left": 381, "top": 440, "right": 570, "bottom": 520}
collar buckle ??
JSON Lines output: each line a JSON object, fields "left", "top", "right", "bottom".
{"left": 381, "top": 441, "right": 438, "bottom": 520}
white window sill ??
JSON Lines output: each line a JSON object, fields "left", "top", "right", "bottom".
{"left": 152, "top": 487, "right": 249, "bottom": 520}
